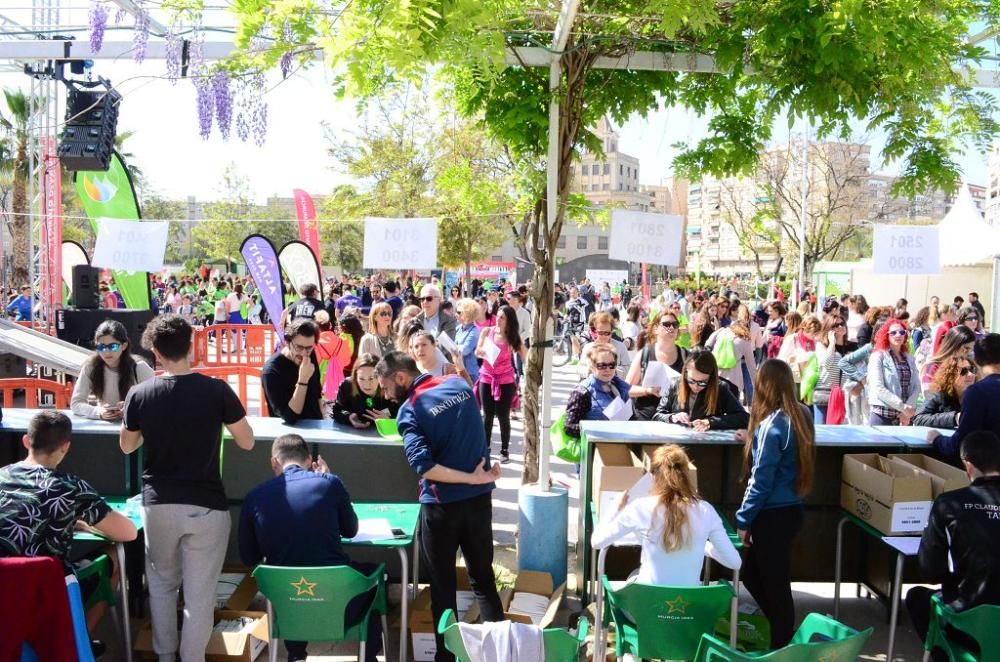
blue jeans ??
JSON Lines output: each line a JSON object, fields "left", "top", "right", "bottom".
{"left": 813, "top": 403, "right": 827, "bottom": 425}
{"left": 741, "top": 361, "right": 754, "bottom": 406}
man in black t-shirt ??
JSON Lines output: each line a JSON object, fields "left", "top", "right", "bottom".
{"left": 262, "top": 318, "right": 324, "bottom": 423}
{"left": 121, "top": 315, "right": 254, "bottom": 662}
{"left": 285, "top": 283, "right": 324, "bottom": 322}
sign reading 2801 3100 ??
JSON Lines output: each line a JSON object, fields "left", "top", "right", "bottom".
{"left": 607, "top": 210, "right": 684, "bottom": 267}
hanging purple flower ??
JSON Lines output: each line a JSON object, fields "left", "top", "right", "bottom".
{"left": 212, "top": 71, "right": 233, "bottom": 140}
{"left": 235, "top": 76, "right": 252, "bottom": 143}
{"left": 165, "top": 28, "right": 181, "bottom": 83}
{"left": 132, "top": 2, "right": 150, "bottom": 64}
{"left": 194, "top": 77, "right": 214, "bottom": 140}
{"left": 280, "top": 21, "right": 294, "bottom": 79}
{"left": 89, "top": 3, "right": 109, "bottom": 54}
{"left": 234, "top": 72, "right": 269, "bottom": 145}
{"left": 114, "top": 7, "right": 126, "bottom": 23}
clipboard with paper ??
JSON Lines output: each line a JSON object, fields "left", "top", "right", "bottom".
{"left": 641, "top": 361, "right": 678, "bottom": 395}
{"left": 481, "top": 335, "right": 502, "bottom": 366}
{"left": 603, "top": 396, "right": 633, "bottom": 421}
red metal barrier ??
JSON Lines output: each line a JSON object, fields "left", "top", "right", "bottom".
{"left": 0, "top": 378, "right": 72, "bottom": 409}
{"left": 156, "top": 365, "right": 269, "bottom": 416}
{"left": 191, "top": 324, "right": 279, "bottom": 368}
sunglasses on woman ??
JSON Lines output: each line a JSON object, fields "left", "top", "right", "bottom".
{"left": 686, "top": 376, "right": 709, "bottom": 387}
{"left": 961, "top": 366, "right": 978, "bottom": 377}
{"left": 888, "top": 329, "right": 907, "bottom": 337}
{"left": 96, "top": 342, "right": 122, "bottom": 353}
{"left": 594, "top": 362, "right": 617, "bottom": 370}
{"left": 661, "top": 320, "right": 679, "bottom": 329}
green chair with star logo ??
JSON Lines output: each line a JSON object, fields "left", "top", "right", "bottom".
{"left": 252, "top": 564, "right": 387, "bottom": 662}
{"left": 921, "top": 592, "right": 1000, "bottom": 661}
{"left": 693, "top": 612, "right": 872, "bottom": 661}
{"left": 437, "top": 608, "right": 589, "bottom": 662}
{"left": 600, "top": 575, "right": 735, "bottom": 660}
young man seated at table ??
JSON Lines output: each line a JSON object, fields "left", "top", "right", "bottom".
{"left": 262, "top": 318, "right": 324, "bottom": 424}
{"left": 928, "top": 334, "right": 1000, "bottom": 460}
{"left": 905, "top": 430, "right": 1000, "bottom": 660}
{"left": 238, "top": 433, "right": 382, "bottom": 662}
{"left": 0, "top": 411, "right": 137, "bottom": 648}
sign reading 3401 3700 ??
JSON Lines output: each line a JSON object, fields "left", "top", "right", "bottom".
{"left": 872, "top": 225, "right": 940, "bottom": 275}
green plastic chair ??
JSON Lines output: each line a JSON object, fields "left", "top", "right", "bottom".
{"left": 437, "top": 609, "right": 588, "bottom": 662}
{"left": 602, "top": 575, "right": 735, "bottom": 661}
{"left": 74, "top": 554, "right": 116, "bottom": 612}
{"left": 693, "top": 612, "right": 873, "bottom": 661}
{"left": 922, "top": 592, "right": 1000, "bottom": 661}
{"left": 252, "top": 564, "right": 388, "bottom": 662}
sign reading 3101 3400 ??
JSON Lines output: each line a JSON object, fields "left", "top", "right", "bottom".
{"left": 872, "top": 225, "right": 940, "bottom": 275}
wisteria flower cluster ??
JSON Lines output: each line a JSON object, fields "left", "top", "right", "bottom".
{"left": 165, "top": 26, "right": 182, "bottom": 83}
{"left": 132, "top": 0, "right": 150, "bottom": 64}
{"left": 280, "top": 21, "right": 294, "bottom": 79}
{"left": 212, "top": 71, "right": 233, "bottom": 140}
{"left": 235, "top": 72, "right": 268, "bottom": 146}
{"left": 88, "top": 3, "right": 109, "bottom": 54}
{"left": 194, "top": 76, "right": 214, "bottom": 140}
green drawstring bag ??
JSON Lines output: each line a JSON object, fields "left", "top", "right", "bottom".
{"left": 800, "top": 352, "right": 821, "bottom": 405}
{"left": 713, "top": 332, "right": 738, "bottom": 370}
{"left": 550, "top": 413, "right": 581, "bottom": 463}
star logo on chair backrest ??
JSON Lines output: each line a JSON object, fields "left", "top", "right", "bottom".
{"left": 290, "top": 576, "right": 318, "bottom": 597}
{"left": 665, "top": 595, "right": 689, "bottom": 615}
{"left": 817, "top": 652, "right": 841, "bottom": 662}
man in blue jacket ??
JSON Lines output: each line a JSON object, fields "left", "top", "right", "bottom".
{"left": 376, "top": 351, "right": 504, "bottom": 662}
{"left": 6, "top": 285, "right": 32, "bottom": 321}
{"left": 929, "top": 334, "right": 1000, "bottom": 459}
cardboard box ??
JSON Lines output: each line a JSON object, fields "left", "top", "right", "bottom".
{"left": 408, "top": 567, "right": 478, "bottom": 662}
{"left": 592, "top": 444, "right": 644, "bottom": 516}
{"left": 888, "top": 454, "right": 970, "bottom": 498}
{"left": 217, "top": 565, "right": 259, "bottom": 611}
{"left": 840, "top": 454, "right": 933, "bottom": 535}
{"left": 466, "top": 570, "right": 565, "bottom": 628}
{"left": 640, "top": 444, "right": 699, "bottom": 492}
{"left": 135, "top": 610, "right": 269, "bottom": 662}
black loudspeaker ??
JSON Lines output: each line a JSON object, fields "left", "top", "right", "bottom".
{"left": 56, "top": 308, "right": 157, "bottom": 366}
{"left": 59, "top": 86, "right": 121, "bottom": 172}
{"left": 72, "top": 265, "right": 100, "bottom": 309}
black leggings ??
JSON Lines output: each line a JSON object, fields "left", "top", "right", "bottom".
{"left": 480, "top": 381, "right": 516, "bottom": 454}
{"left": 741, "top": 504, "right": 804, "bottom": 648}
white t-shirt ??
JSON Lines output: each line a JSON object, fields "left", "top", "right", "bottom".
{"left": 591, "top": 496, "right": 741, "bottom": 586}
{"left": 513, "top": 306, "right": 532, "bottom": 343}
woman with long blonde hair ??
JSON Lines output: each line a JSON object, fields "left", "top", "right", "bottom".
{"left": 591, "top": 444, "right": 741, "bottom": 585}
{"left": 735, "top": 359, "right": 815, "bottom": 649}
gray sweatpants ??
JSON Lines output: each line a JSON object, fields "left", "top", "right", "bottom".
{"left": 142, "top": 504, "right": 231, "bottom": 662}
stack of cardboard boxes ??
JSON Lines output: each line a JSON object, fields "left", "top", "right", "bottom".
{"left": 840, "top": 453, "right": 969, "bottom": 535}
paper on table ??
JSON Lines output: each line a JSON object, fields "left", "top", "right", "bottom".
{"left": 641, "top": 361, "right": 677, "bottom": 394}
{"left": 348, "top": 518, "right": 395, "bottom": 542}
{"left": 481, "top": 335, "right": 502, "bottom": 366}
{"left": 437, "top": 332, "right": 458, "bottom": 354}
{"left": 882, "top": 536, "right": 922, "bottom": 556}
{"left": 603, "top": 397, "right": 633, "bottom": 422}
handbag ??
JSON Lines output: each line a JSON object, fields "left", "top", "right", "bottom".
{"left": 826, "top": 384, "right": 846, "bottom": 425}
{"left": 550, "top": 412, "right": 581, "bottom": 463}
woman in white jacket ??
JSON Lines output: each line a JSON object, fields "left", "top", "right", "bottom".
{"left": 592, "top": 444, "right": 741, "bottom": 586}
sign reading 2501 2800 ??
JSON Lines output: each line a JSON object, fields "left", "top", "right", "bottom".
{"left": 872, "top": 225, "right": 940, "bottom": 275}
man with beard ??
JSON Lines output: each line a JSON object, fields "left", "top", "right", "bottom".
{"left": 375, "top": 351, "right": 504, "bottom": 661}
{"left": 262, "top": 318, "right": 323, "bottom": 423}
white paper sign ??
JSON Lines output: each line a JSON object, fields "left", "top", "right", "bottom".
{"left": 436, "top": 331, "right": 458, "bottom": 354}
{"left": 363, "top": 217, "right": 438, "bottom": 270}
{"left": 882, "top": 536, "right": 921, "bottom": 556}
{"left": 608, "top": 210, "right": 684, "bottom": 266}
{"left": 481, "top": 335, "right": 501, "bottom": 366}
{"left": 91, "top": 219, "right": 168, "bottom": 273}
{"left": 873, "top": 225, "right": 940, "bottom": 275}
{"left": 586, "top": 269, "right": 628, "bottom": 287}
{"left": 348, "top": 518, "right": 396, "bottom": 542}
{"left": 890, "top": 501, "right": 932, "bottom": 533}
{"left": 603, "top": 397, "right": 634, "bottom": 421}
{"left": 641, "top": 361, "right": 677, "bottom": 395}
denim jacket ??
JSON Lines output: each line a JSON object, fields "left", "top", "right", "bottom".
{"left": 866, "top": 349, "right": 919, "bottom": 412}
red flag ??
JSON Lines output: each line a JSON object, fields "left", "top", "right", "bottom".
{"left": 293, "top": 189, "right": 321, "bottom": 259}
{"left": 641, "top": 263, "right": 650, "bottom": 301}
{"left": 41, "top": 137, "right": 62, "bottom": 312}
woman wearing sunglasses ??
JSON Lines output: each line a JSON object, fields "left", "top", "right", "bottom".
{"left": 956, "top": 305, "right": 985, "bottom": 341}
{"left": 867, "top": 318, "right": 920, "bottom": 426}
{"left": 913, "top": 355, "right": 978, "bottom": 429}
{"left": 563, "top": 344, "right": 636, "bottom": 439}
{"left": 626, "top": 310, "right": 687, "bottom": 420}
{"left": 71, "top": 319, "right": 155, "bottom": 421}
{"left": 652, "top": 350, "right": 749, "bottom": 432}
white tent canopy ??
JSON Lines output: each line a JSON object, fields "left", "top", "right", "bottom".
{"left": 938, "top": 184, "right": 1000, "bottom": 266}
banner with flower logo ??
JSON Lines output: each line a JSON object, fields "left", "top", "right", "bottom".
{"left": 72, "top": 151, "right": 151, "bottom": 310}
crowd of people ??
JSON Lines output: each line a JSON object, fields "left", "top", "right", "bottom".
{"left": 4, "top": 267, "right": 1000, "bottom": 660}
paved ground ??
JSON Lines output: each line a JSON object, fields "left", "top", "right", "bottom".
{"left": 97, "top": 361, "right": 929, "bottom": 660}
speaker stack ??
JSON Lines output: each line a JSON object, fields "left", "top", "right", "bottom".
{"left": 71, "top": 265, "right": 100, "bottom": 309}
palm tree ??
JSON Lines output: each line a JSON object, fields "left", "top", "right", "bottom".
{"left": 0, "top": 88, "right": 32, "bottom": 287}
{"left": 114, "top": 129, "right": 145, "bottom": 192}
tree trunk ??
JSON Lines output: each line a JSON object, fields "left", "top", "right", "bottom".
{"left": 11, "top": 173, "right": 28, "bottom": 287}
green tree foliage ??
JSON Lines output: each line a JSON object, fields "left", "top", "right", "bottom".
{"left": 218, "top": 0, "right": 1000, "bottom": 482}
